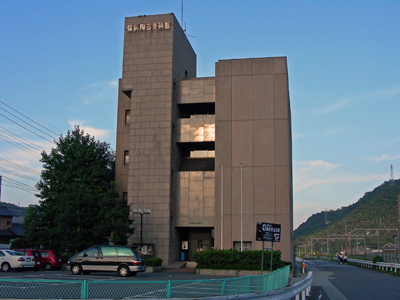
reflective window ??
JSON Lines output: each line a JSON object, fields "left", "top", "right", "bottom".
{"left": 40, "top": 251, "right": 49, "bottom": 257}
{"left": 233, "top": 242, "right": 252, "bottom": 251}
{"left": 117, "top": 247, "right": 134, "bottom": 256}
{"left": 124, "top": 150, "right": 129, "bottom": 165}
{"left": 125, "top": 110, "right": 130, "bottom": 124}
{"left": 101, "top": 247, "right": 118, "bottom": 256}
{"left": 85, "top": 247, "right": 99, "bottom": 256}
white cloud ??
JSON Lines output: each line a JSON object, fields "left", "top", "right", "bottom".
{"left": 360, "top": 154, "right": 400, "bottom": 162}
{"left": 68, "top": 120, "right": 110, "bottom": 139}
{"left": 295, "top": 160, "right": 342, "bottom": 174}
{"left": 79, "top": 80, "right": 118, "bottom": 105}
{"left": 292, "top": 133, "right": 304, "bottom": 139}
{"left": 320, "top": 126, "right": 345, "bottom": 138}
{"left": 315, "top": 85, "right": 400, "bottom": 116}
{"left": 293, "top": 159, "right": 387, "bottom": 192}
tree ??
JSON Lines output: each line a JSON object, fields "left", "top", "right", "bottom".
{"left": 27, "top": 127, "right": 133, "bottom": 252}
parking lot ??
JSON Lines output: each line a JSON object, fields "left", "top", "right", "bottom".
{"left": 0, "top": 264, "right": 233, "bottom": 281}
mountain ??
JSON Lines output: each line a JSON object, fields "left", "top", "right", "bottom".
{"left": 0, "top": 201, "right": 28, "bottom": 217}
{"left": 294, "top": 180, "right": 400, "bottom": 249}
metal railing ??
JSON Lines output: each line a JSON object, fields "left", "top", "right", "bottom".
{"left": 348, "top": 258, "right": 400, "bottom": 272}
{"left": 0, "top": 266, "right": 290, "bottom": 299}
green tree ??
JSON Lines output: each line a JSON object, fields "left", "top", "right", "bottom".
{"left": 27, "top": 127, "right": 133, "bottom": 252}
{"left": 23, "top": 205, "right": 45, "bottom": 248}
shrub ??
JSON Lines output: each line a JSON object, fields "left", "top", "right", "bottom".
{"left": 145, "top": 256, "right": 162, "bottom": 267}
{"left": 373, "top": 255, "right": 384, "bottom": 263}
{"left": 10, "top": 238, "right": 30, "bottom": 249}
{"left": 192, "top": 249, "right": 290, "bottom": 271}
{"left": 61, "top": 252, "right": 76, "bottom": 263}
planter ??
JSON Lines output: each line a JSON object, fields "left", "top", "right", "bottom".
{"left": 145, "top": 266, "right": 162, "bottom": 273}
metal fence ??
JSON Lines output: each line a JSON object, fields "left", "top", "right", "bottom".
{"left": 366, "top": 252, "right": 400, "bottom": 263}
{"left": 0, "top": 266, "right": 289, "bottom": 299}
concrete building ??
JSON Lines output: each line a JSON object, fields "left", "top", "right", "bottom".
{"left": 115, "top": 13, "right": 293, "bottom": 265}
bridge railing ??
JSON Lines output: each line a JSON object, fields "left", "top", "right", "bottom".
{"left": 348, "top": 258, "right": 400, "bottom": 272}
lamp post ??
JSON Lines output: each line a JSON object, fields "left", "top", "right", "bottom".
{"left": 132, "top": 208, "right": 151, "bottom": 250}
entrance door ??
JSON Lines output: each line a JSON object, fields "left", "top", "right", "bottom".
{"left": 188, "top": 230, "right": 212, "bottom": 261}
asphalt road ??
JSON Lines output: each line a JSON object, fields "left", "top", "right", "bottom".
{"left": 304, "top": 260, "right": 400, "bottom": 300}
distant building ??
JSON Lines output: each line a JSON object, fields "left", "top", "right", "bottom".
{"left": 115, "top": 13, "right": 293, "bottom": 265}
{"left": 381, "top": 243, "right": 397, "bottom": 253}
{"left": 0, "top": 206, "right": 24, "bottom": 246}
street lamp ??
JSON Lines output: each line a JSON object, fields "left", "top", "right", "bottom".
{"left": 132, "top": 208, "right": 151, "bottom": 250}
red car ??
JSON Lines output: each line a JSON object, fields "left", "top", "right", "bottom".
{"left": 38, "top": 250, "right": 63, "bottom": 270}
{"left": 14, "top": 249, "right": 44, "bottom": 270}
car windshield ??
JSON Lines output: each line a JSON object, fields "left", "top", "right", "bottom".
{"left": 6, "top": 250, "right": 23, "bottom": 256}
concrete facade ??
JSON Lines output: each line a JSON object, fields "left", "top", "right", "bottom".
{"left": 115, "top": 13, "right": 293, "bottom": 265}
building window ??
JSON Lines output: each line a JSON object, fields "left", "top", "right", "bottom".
{"left": 122, "top": 192, "right": 128, "bottom": 200}
{"left": 6, "top": 221, "right": 11, "bottom": 226}
{"left": 124, "top": 151, "right": 129, "bottom": 165}
{"left": 125, "top": 110, "right": 130, "bottom": 124}
{"left": 233, "top": 241, "right": 252, "bottom": 251}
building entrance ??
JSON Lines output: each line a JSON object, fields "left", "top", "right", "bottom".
{"left": 188, "top": 230, "right": 212, "bottom": 261}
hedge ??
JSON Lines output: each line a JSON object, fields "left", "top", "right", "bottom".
{"left": 192, "top": 249, "right": 291, "bottom": 271}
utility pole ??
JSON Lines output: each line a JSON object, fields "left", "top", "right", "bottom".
{"left": 327, "top": 232, "right": 329, "bottom": 255}
{"left": 345, "top": 218, "right": 348, "bottom": 253}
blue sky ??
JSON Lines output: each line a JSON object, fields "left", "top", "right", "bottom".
{"left": 0, "top": 0, "right": 399, "bottom": 229}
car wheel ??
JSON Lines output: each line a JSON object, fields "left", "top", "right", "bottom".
{"left": 44, "top": 263, "right": 53, "bottom": 271}
{"left": 118, "top": 265, "right": 130, "bottom": 277}
{"left": 130, "top": 271, "right": 137, "bottom": 277}
{"left": 71, "top": 263, "right": 82, "bottom": 275}
{"left": 1, "top": 262, "right": 11, "bottom": 272}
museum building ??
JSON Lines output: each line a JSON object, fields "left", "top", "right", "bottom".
{"left": 115, "top": 13, "right": 293, "bottom": 265}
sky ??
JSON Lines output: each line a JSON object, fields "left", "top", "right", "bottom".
{"left": 0, "top": 0, "right": 399, "bottom": 230}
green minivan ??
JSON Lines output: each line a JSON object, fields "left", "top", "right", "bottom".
{"left": 66, "top": 245, "right": 146, "bottom": 277}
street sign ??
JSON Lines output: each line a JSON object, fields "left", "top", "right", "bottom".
{"left": 256, "top": 222, "right": 281, "bottom": 242}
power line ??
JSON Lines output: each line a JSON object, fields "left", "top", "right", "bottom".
{"left": 2, "top": 176, "right": 37, "bottom": 194}
{"left": 0, "top": 127, "right": 44, "bottom": 154}
{"left": 0, "top": 97, "right": 61, "bottom": 137}
{"left": 0, "top": 125, "right": 44, "bottom": 152}
{"left": 0, "top": 167, "right": 39, "bottom": 182}
{"left": 0, "top": 113, "right": 54, "bottom": 144}
{"left": 0, "top": 132, "right": 41, "bottom": 158}
{"left": 0, "top": 158, "right": 41, "bottom": 175}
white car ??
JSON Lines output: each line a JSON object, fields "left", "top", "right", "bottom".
{"left": 0, "top": 250, "right": 35, "bottom": 272}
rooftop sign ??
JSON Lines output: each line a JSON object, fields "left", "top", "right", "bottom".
{"left": 127, "top": 21, "right": 171, "bottom": 32}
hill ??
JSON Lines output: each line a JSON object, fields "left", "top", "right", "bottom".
{"left": 0, "top": 201, "right": 28, "bottom": 217}
{"left": 294, "top": 180, "right": 400, "bottom": 253}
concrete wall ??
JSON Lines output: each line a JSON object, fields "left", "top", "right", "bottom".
{"left": 214, "top": 57, "right": 293, "bottom": 263}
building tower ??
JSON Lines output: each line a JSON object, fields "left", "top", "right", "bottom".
{"left": 115, "top": 13, "right": 293, "bottom": 265}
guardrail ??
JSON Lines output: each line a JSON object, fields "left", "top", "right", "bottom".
{"left": 0, "top": 266, "right": 294, "bottom": 299}
{"left": 347, "top": 258, "right": 400, "bottom": 272}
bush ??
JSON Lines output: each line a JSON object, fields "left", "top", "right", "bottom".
{"left": 192, "top": 249, "right": 290, "bottom": 271}
{"left": 373, "top": 255, "right": 384, "bottom": 263}
{"left": 10, "top": 238, "right": 30, "bottom": 249}
{"left": 145, "top": 256, "right": 162, "bottom": 267}
{"left": 61, "top": 252, "right": 76, "bottom": 263}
